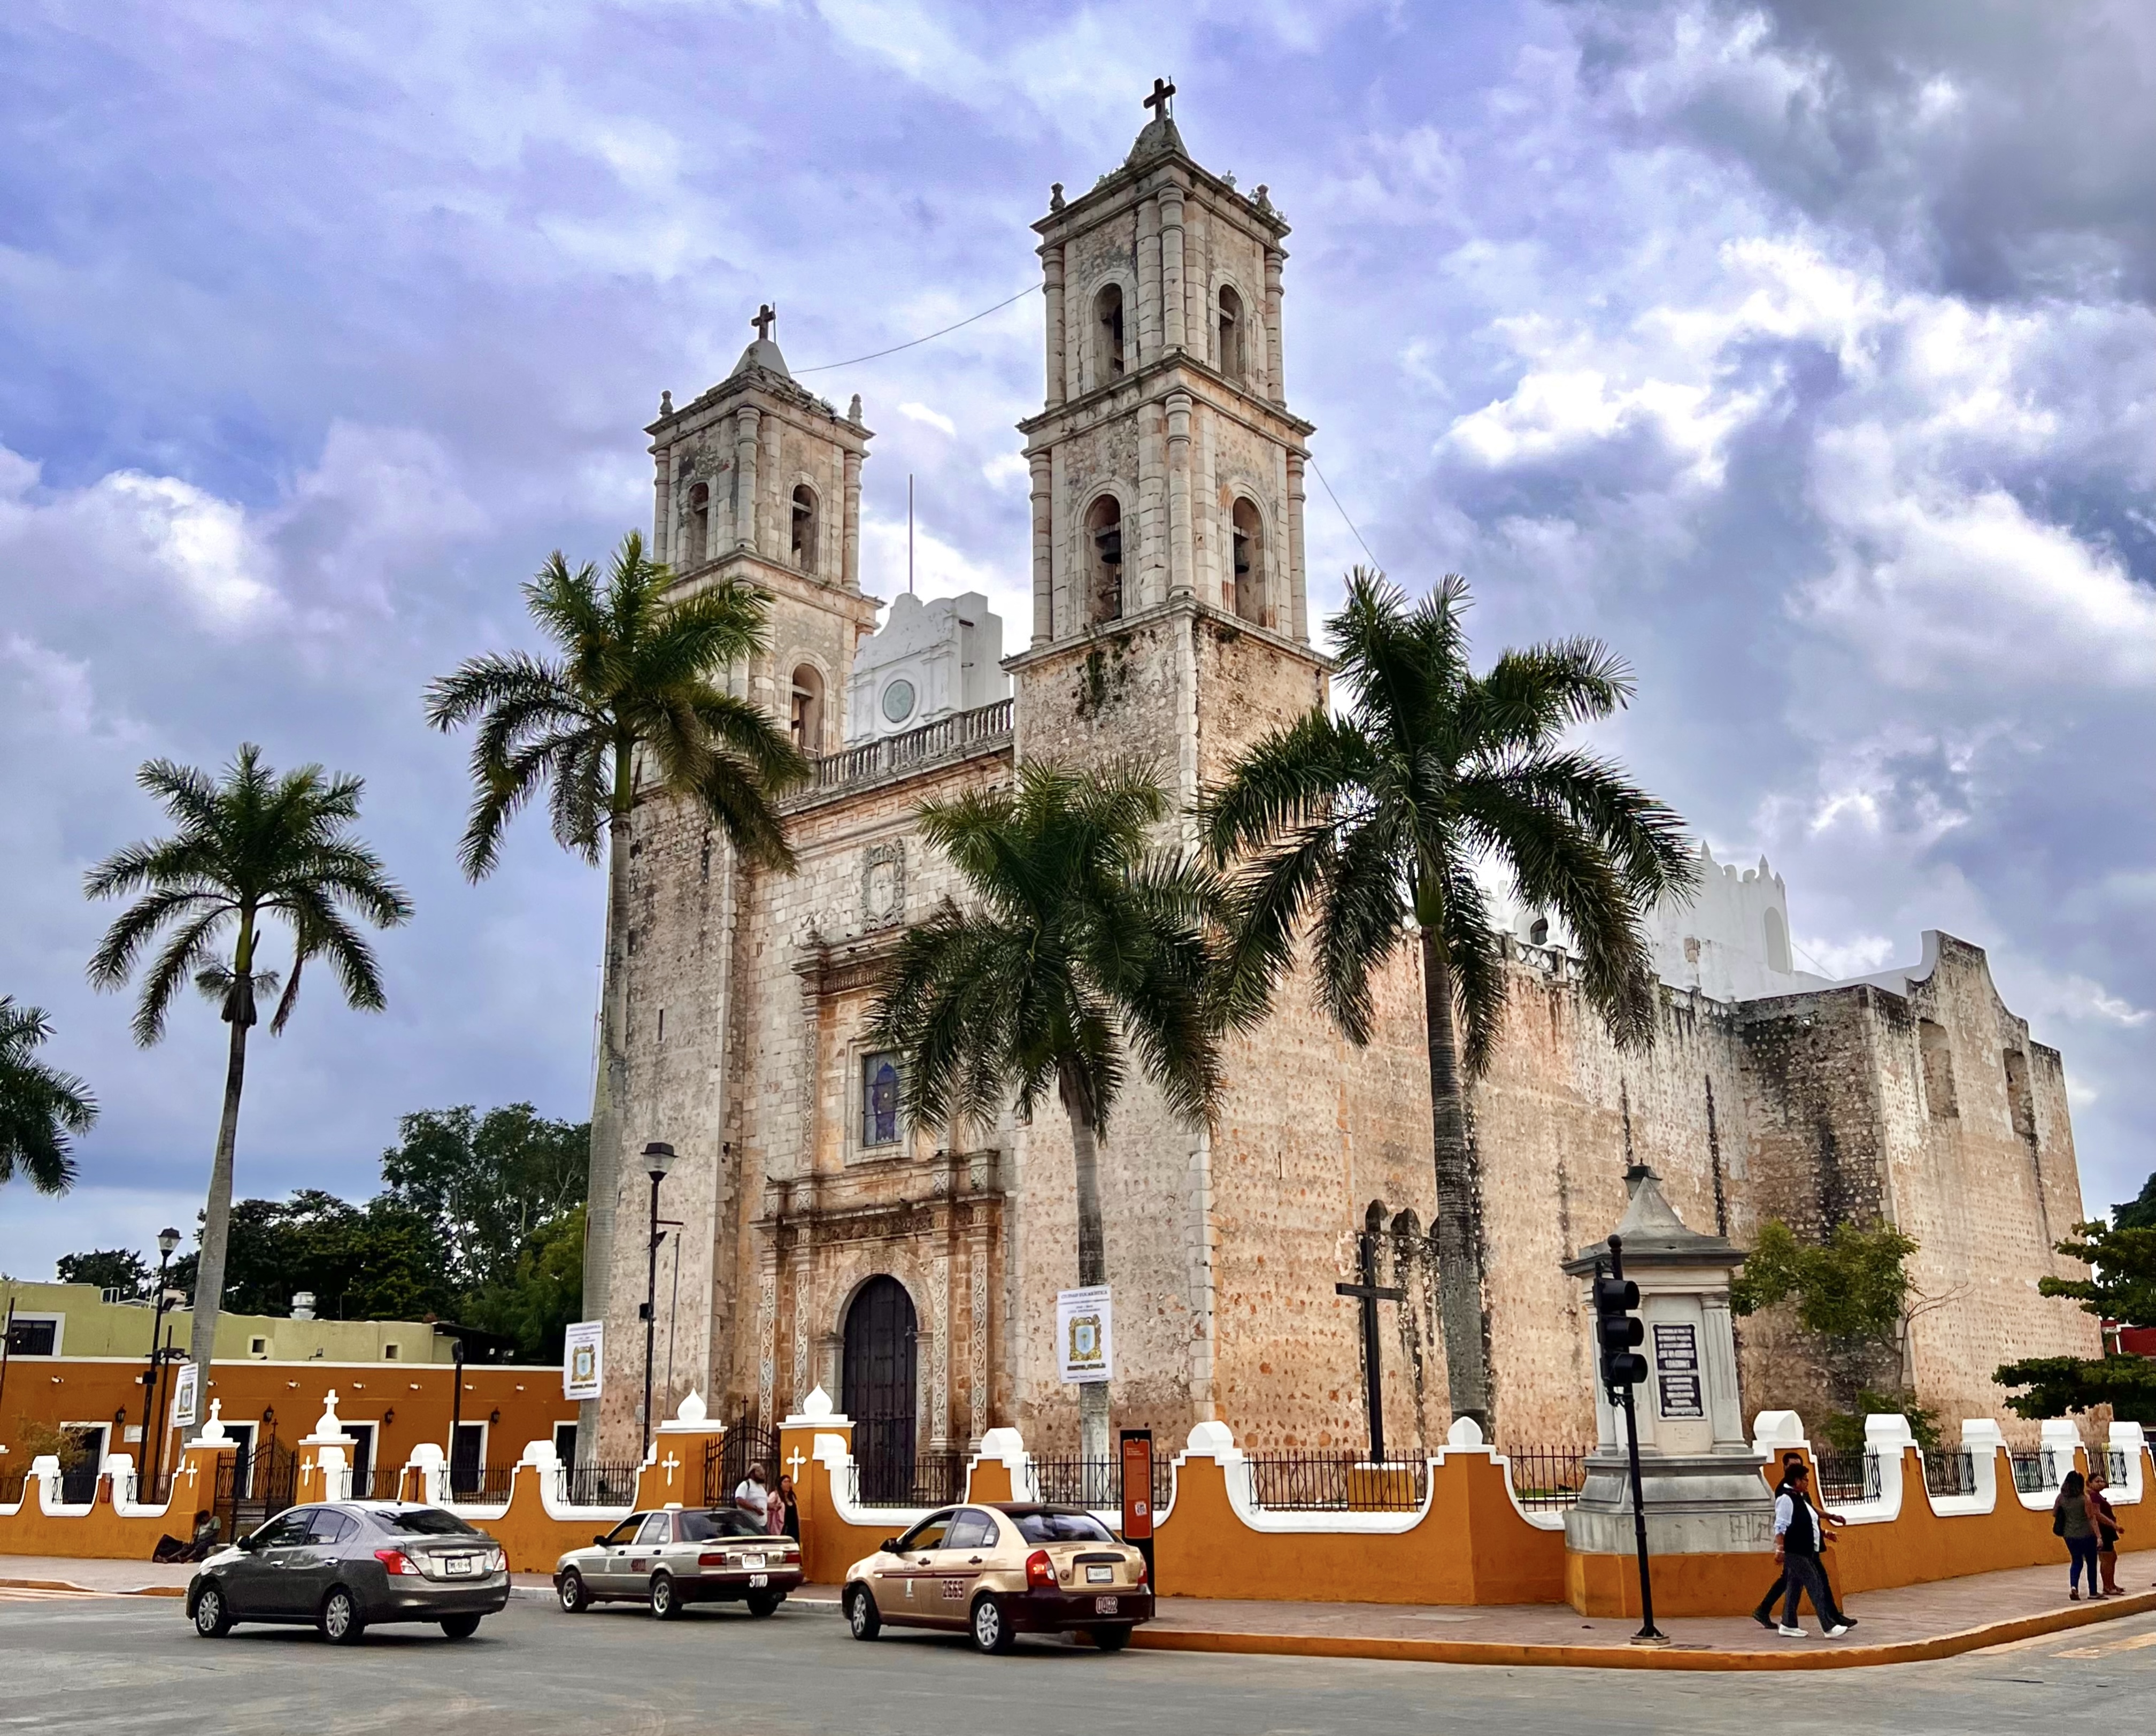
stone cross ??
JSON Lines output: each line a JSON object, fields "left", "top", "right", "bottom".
{"left": 1336, "top": 1230, "right": 1405, "bottom": 1462}
{"left": 1144, "top": 77, "right": 1175, "bottom": 120}
{"left": 751, "top": 304, "right": 776, "bottom": 342}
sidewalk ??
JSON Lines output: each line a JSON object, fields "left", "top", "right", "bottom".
{"left": 0, "top": 1556, "right": 194, "bottom": 1597}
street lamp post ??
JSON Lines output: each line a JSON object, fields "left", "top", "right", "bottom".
{"left": 449, "top": 1338, "right": 466, "bottom": 1495}
{"left": 138, "top": 1227, "right": 181, "bottom": 1494}
{"left": 639, "top": 1142, "right": 675, "bottom": 1456}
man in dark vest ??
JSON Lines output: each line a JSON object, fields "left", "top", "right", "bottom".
{"left": 1773, "top": 1458, "right": 1850, "bottom": 1638}
{"left": 1753, "top": 1451, "right": 1857, "bottom": 1630}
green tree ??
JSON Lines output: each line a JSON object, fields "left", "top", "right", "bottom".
{"left": 2112, "top": 1173, "right": 2156, "bottom": 1233}
{"left": 55, "top": 1248, "right": 149, "bottom": 1297}
{"left": 425, "top": 534, "right": 807, "bottom": 1429}
{"left": 1996, "top": 1218, "right": 2156, "bottom": 1420}
{"left": 379, "top": 1103, "right": 588, "bottom": 1292}
{"left": 461, "top": 1204, "right": 587, "bottom": 1362}
{"left": 1198, "top": 571, "right": 1695, "bottom": 1430}
{"left": 83, "top": 745, "right": 412, "bottom": 1400}
{"left": 0, "top": 995, "right": 97, "bottom": 1194}
{"left": 867, "top": 763, "right": 1234, "bottom": 1462}
{"left": 168, "top": 1189, "right": 458, "bottom": 1322}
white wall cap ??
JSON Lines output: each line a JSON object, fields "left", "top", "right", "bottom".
{"left": 676, "top": 1389, "right": 707, "bottom": 1426}
{"left": 978, "top": 1426, "right": 1027, "bottom": 1465}
{"left": 1865, "top": 1413, "right": 1916, "bottom": 1448}
{"left": 1961, "top": 1419, "right": 2009, "bottom": 1451}
{"left": 2040, "top": 1417, "right": 2085, "bottom": 1450}
{"left": 1752, "top": 1410, "right": 1806, "bottom": 1445}
{"left": 802, "top": 1386, "right": 834, "bottom": 1420}
{"left": 519, "top": 1439, "right": 559, "bottom": 1470}
{"left": 409, "top": 1442, "right": 445, "bottom": 1469}
{"left": 811, "top": 1431, "right": 852, "bottom": 1466}
{"left": 1184, "top": 1419, "right": 1237, "bottom": 1458}
{"left": 1446, "top": 1416, "right": 1486, "bottom": 1448}
{"left": 28, "top": 1455, "right": 59, "bottom": 1478}
{"left": 2109, "top": 1421, "right": 2149, "bottom": 1449}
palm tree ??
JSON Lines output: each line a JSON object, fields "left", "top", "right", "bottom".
{"left": 1199, "top": 571, "right": 1696, "bottom": 1432}
{"left": 85, "top": 746, "right": 412, "bottom": 1394}
{"left": 0, "top": 997, "right": 97, "bottom": 1194}
{"left": 425, "top": 532, "right": 808, "bottom": 1444}
{"left": 867, "top": 762, "right": 1232, "bottom": 1463}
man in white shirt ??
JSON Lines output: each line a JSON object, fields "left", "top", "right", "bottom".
{"left": 734, "top": 1462, "right": 771, "bottom": 1524}
{"left": 1772, "top": 1460, "right": 1850, "bottom": 1639}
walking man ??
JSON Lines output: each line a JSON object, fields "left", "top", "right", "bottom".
{"left": 1774, "top": 1460, "right": 1850, "bottom": 1638}
{"left": 1754, "top": 1453, "right": 1857, "bottom": 1630}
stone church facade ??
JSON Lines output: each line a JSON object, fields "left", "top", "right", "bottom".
{"left": 595, "top": 107, "right": 2096, "bottom": 1465}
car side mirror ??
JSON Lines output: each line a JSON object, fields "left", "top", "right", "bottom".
{"left": 880, "top": 1538, "right": 901, "bottom": 1554}
{"left": 594, "top": 1534, "right": 611, "bottom": 1547}
{"left": 235, "top": 1534, "right": 258, "bottom": 1553}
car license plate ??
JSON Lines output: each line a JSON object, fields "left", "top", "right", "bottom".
{"left": 444, "top": 1555, "right": 473, "bottom": 1577}
{"left": 749, "top": 1573, "right": 768, "bottom": 1588}
{"left": 741, "top": 1554, "right": 765, "bottom": 1571}
{"left": 1094, "top": 1596, "right": 1119, "bottom": 1615}
{"left": 1087, "top": 1565, "right": 1113, "bottom": 1584}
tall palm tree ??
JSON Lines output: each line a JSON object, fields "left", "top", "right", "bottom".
{"left": 85, "top": 746, "right": 412, "bottom": 1393}
{"left": 1200, "top": 571, "right": 1696, "bottom": 1432}
{"left": 0, "top": 997, "right": 97, "bottom": 1194}
{"left": 867, "top": 761, "right": 1233, "bottom": 1463}
{"left": 425, "top": 532, "right": 808, "bottom": 1447}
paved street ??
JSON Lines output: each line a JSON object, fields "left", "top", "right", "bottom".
{"left": 7, "top": 1589, "right": 2156, "bottom": 1734}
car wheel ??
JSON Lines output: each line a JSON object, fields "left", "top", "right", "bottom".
{"left": 844, "top": 1584, "right": 881, "bottom": 1641}
{"left": 557, "top": 1570, "right": 590, "bottom": 1614}
{"left": 191, "top": 1584, "right": 232, "bottom": 1639}
{"left": 1092, "top": 1625, "right": 1131, "bottom": 1653}
{"left": 650, "top": 1573, "right": 683, "bottom": 1620}
{"left": 745, "top": 1589, "right": 783, "bottom": 1618}
{"left": 319, "top": 1587, "right": 366, "bottom": 1646}
{"left": 970, "top": 1594, "right": 1015, "bottom": 1655}
{"left": 440, "top": 1614, "right": 483, "bottom": 1640}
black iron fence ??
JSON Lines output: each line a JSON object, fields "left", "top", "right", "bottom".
{"left": 2107, "top": 1449, "right": 2134, "bottom": 1488}
{"left": 1811, "top": 1449, "right": 1882, "bottom": 1507}
{"left": 0, "top": 1464, "right": 28, "bottom": 1507}
{"left": 1923, "top": 1449, "right": 1977, "bottom": 1497}
{"left": 57, "top": 1461, "right": 99, "bottom": 1505}
{"left": 1503, "top": 1447, "right": 1592, "bottom": 1512}
{"left": 849, "top": 1448, "right": 964, "bottom": 1509}
{"left": 1241, "top": 1452, "right": 1430, "bottom": 1513}
{"left": 214, "top": 1439, "right": 298, "bottom": 1539}
{"left": 1028, "top": 1454, "right": 1167, "bottom": 1513}
{"left": 450, "top": 1464, "right": 516, "bottom": 1505}
{"left": 557, "top": 1461, "right": 641, "bottom": 1509}
{"left": 2010, "top": 1450, "right": 2062, "bottom": 1494}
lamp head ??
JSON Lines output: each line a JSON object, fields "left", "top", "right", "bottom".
{"left": 157, "top": 1227, "right": 182, "bottom": 1258}
{"left": 643, "top": 1141, "right": 676, "bottom": 1183}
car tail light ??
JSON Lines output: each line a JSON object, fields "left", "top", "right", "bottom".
{"left": 374, "top": 1548, "right": 420, "bottom": 1577}
{"left": 1025, "top": 1550, "right": 1058, "bottom": 1591}
{"left": 781, "top": 1548, "right": 799, "bottom": 1563}
{"left": 1135, "top": 1553, "right": 1149, "bottom": 1585}
{"left": 699, "top": 1553, "right": 727, "bottom": 1568}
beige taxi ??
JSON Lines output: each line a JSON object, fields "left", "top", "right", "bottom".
{"left": 843, "top": 1503, "right": 1153, "bottom": 1654}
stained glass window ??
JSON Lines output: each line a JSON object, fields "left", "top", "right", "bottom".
{"left": 864, "top": 1053, "right": 901, "bottom": 1146}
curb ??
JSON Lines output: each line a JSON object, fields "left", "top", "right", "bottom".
{"left": 0, "top": 1577, "right": 185, "bottom": 1599}
{"left": 1128, "top": 1588, "right": 2156, "bottom": 1673}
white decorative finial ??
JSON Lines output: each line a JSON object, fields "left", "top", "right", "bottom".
{"left": 313, "top": 1389, "right": 346, "bottom": 1439}
{"left": 1446, "top": 1415, "right": 1485, "bottom": 1448}
{"left": 674, "top": 1388, "right": 707, "bottom": 1426}
{"left": 802, "top": 1385, "right": 833, "bottom": 1420}
{"left": 198, "top": 1400, "right": 227, "bottom": 1444}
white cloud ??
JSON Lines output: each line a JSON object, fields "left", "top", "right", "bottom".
{"left": 897, "top": 401, "right": 958, "bottom": 437}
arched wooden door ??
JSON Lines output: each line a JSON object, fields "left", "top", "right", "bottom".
{"left": 843, "top": 1277, "right": 918, "bottom": 1503}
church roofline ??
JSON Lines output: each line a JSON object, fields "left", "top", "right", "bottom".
{"left": 1015, "top": 352, "right": 1315, "bottom": 441}
{"left": 1033, "top": 140, "right": 1290, "bottom": 245}
{"left": 645, "top": 366, "right": 862, "bottom": 442}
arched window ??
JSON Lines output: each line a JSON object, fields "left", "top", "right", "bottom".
{"left": 1230, "top": 498, "right": 1265, "bottom": 624}
{"left": 1085, "top": 495, "right": 1123, "bottom": 625}
{"left": 790, "top": 663, "right": 825, "bottom": 755}
{"left": 1095, "top": 283, "right": 1126, "bottom": 383}
{"left": 862, "top": 1051, "right": 902, "bottom": 1146}
{"left": 686, "top": 481, "right": 711, "bottom": 568}
{"left": 1762, "top": 906, "right": 1791, "bottom": 974}
{"left": 1528, "top": 916, "right": 1550, "bottom": 947}
{"left": 790, "top": 483, "right": 818, "bottom": 571}
{"left": 1217, "top": 285, "right": 1244, "bottom": 381}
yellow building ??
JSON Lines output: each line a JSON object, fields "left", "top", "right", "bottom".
{"left": 0, "top": 1280, "right": 466, "bottom": 1366}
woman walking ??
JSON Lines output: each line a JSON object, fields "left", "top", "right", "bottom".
{"left": 2055, "top": 1469, "right": 2102, "bottom": 1600}
{"left": 2089, "top": 1468, "right": 2124, "bottom": 1595}
{"left": 774, "top": 1473, "right": 800, "bottom": 1542}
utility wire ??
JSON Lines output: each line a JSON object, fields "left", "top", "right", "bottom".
{"left": 1309, "top": 456, "right": 1382, "bottom": 571}
{"left": 795, "top": 283, "right": 1042, "bottom": 374}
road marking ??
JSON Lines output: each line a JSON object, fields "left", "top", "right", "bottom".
{"left": 2053, "top": 1628, "right": 2156, "bottom": 1660}
{"left": 0, "top": 1587, "right": 116, "bottom": 1603}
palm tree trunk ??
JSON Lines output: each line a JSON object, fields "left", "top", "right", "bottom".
{"left": 186, "top": 997, "right": 250, "bottom": 1435}
{"left": 1066, "top": 1075, "right": 1111, "bottom": 1465}
{"left": 579, "top": 803, "right": 635, "bottom": 1462}
{"left": 1421, "top": 927, "right": 1492, "bottom": 1434}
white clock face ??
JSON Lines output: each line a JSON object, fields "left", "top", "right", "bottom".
{"left": 881, "top": 678, "right": 916, "bottom": 724}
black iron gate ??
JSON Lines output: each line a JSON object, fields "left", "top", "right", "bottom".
{"left": 213, "top": 1439, "right": 297, "bottom": 1540}
{"left": 707, "top": 1417, "right": 781, "bottom": 1508}
{"left": 843, "top": 1276, "right": 919, "bottom": 1504}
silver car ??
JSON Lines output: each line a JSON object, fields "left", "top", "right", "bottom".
{"left": 187, "top": 1502, "right": 510, "bottom": 1643}
{"left": 555, "top": 1508, "right": 803, "bottom": 1619}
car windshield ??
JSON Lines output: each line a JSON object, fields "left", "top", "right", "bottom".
{"left": 374, "top": 1508, "right": 481, "bottom": 1537}
{"left": 678, "top": 1509, "right": 769, "bottom": 1541}
{"left": 1012, "top": 1510, "right": 1116, "bottom": 1544}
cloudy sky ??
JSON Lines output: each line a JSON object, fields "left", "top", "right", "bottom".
{"left": 3, "top": 1, "right": 2153, "bottom": 1278}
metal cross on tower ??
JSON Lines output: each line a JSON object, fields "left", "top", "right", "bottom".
{"left": 1143, "top": 77, "right": 1175, "bottom": 120}
{"left": 1336, "top": 1230, "right": 1405, "bottom": 1461}
{"left": 751, "top": 303, "right": 777, "bottom": 342}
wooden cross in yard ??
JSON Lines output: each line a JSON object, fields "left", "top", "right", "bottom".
{"left": 1336, "top": 1230, "right": 1405, "bottom": 1462}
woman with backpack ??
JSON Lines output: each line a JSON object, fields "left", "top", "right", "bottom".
{"left": 2055, "top": 1468, "right": 2103, "bottom": 1600}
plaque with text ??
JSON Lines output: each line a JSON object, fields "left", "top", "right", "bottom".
{"left": 1654, "top": 1323, "right": 1704, "bottom": 1418}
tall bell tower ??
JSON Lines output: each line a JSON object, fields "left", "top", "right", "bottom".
{"left": 1007, "top": 81, "right": 1326, "bottom": 806}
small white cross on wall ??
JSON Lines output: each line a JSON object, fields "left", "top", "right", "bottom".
{"left": 183, "top": 1463, "right": 198, "bottom": 1488}
{"left": 661, "top": 1453, "right": 681, "bottom": 1485}
{"left": 786, "top": 1448, "right": 807, "bottom": 1482}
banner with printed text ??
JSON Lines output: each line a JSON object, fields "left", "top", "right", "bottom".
{"left": 1056, "top": 1285, "right": 1113, "bottom": 1385}
{"left": 564, "top": 1320, "right": 605, "bottom": 1401}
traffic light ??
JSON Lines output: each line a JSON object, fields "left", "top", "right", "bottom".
{"left": 1593, "top": 1271, "right": 1648, "bottom": 1390}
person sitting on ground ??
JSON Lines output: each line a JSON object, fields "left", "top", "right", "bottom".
{"left": 733, "top": 1462, "right": 771, "bottom": 1526}
{"left": 1753, "top": 1453, "right": 1856, "bottom": 1631}
{"left": 1773, "top": 1460, "right": 1851, "bottom": 1639}
{"left": 2056, "top": 1468, "right": 2103, "bottom": 1600}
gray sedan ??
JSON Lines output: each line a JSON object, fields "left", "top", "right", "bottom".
{"left": 187, "top": 1502, "right": 510, "bottom": 1643}
{"left": 555, "top": 1508, "right": 803, "bottom": 1618}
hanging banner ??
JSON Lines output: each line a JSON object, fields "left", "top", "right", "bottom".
{"left": 1056, "top": 1285, "right": 1113, "bottom": 1385}
{"left": 171, "top": 1361, "right": 199, "bottom": 1429}
{"left": 563, "top": 1320, "right": 605, "bottom": 1401}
